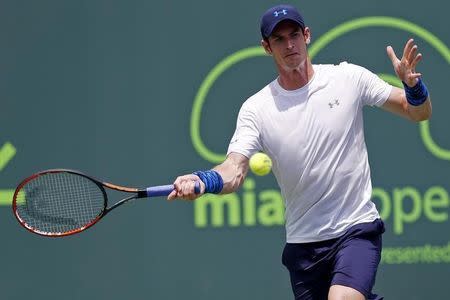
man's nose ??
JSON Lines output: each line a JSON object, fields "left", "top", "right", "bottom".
{"left": 286, "top": 39, "right": 294, "bottom": 49}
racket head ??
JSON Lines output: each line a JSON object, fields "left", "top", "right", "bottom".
{"left": 12, "top": 169, "right": 107, "bottom": 237}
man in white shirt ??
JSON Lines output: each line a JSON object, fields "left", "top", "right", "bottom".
{"left": 168, "top": 4, "right": 432, "bottom": 300}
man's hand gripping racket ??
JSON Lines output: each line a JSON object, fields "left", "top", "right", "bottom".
{"left": 12, "top": 169, "right": 202, "bottom": 237}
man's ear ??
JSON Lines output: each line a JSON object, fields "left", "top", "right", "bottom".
{"left": 261, "top": 39, "right": 272, "bottom": 55}
{"left": 303, "top": 27, "right": 311, "bottom": 45}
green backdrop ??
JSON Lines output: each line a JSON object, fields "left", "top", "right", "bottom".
{"left": 1, "top": 1, "right": 448, "bottom": 299}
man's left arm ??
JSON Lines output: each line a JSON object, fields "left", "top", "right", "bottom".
{"left": 381, "top": 38, "right": 432, "bottom": 122}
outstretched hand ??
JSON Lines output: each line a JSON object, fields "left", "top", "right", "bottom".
{"left": 386, "top": 39, "right": 423, "bottom": 87}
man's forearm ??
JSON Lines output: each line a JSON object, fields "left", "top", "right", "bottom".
{"left": 408, "top": 95, "right": 432, "bottom": 122}
{"left": 213, "top": 153, "right": 249, "bottom": 194}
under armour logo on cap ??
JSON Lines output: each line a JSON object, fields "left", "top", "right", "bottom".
{"left": 273, "top": 9, "right": 288, "bottom": 17}
{"left": 260, "top": 4, "right": 305, "bottom": 39}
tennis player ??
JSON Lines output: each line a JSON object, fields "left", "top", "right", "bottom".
{"left": 168, "top": 4, "right": 432, "bottom": 300}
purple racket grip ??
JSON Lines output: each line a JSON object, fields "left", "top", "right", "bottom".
{"left": 145, "top": 182, "right": 200, "bottom": 197}
{"left": 146, "top": 185, "right": 173, "bottom": 197}
{"left": 194, "top": 181, "right": 201, "bottom": 194}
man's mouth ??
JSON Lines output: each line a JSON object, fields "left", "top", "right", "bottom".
{"left": 285, "top": 53, "right": 298, "bottom": 58}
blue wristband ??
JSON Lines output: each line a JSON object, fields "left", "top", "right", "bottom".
{"left": 402, "top": 78, "right": 429, "bottom": 106}
{"left": 193, "top": 170, "right": 223, "bottom": 194}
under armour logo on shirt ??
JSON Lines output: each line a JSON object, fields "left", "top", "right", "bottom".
{"left": 328, "top": 99, "right": 340, "bottom": 108}
{"left": 273, "top": 9, "right": 288, "bottom": 17}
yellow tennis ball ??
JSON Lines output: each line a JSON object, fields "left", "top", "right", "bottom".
{"left": 249, "top": 152, "right": 272, "bottom": 176}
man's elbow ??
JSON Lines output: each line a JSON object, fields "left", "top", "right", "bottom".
{"left": 412, "top": 113, "right": 431, "bottom": 122}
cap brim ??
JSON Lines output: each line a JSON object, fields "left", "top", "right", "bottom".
{"left": 265, "top": 17, "right": 304, "bottom": 38}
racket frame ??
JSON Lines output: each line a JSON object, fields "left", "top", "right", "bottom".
{"left": 12, "top": 169, "right": 150, "bottom": 237}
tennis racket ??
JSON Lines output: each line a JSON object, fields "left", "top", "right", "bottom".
{"left": 12, "top": 169, "right": 200, "bottom": 237}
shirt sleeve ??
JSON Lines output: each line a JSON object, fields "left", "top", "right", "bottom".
{"left": 344, "top": 62, "right": 393, "bottom": 107}
{"left": 226, "top": 101, "right": 263, "bottom": 158}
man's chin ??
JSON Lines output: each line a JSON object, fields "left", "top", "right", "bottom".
{"left": 284, "top": 61, "right": 303, "bottom": 70}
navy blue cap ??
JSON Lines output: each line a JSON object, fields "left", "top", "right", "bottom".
{"left": 260, "top": 4, "right": 305, "bottom": 39}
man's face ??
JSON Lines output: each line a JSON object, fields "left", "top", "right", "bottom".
{"left": 262, "top": 20, "right": 310, "bottom": 71}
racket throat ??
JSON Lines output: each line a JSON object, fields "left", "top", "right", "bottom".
{"left": 107, "top": 194, "right": 139, "bottom": 211}
{"left": 137, "top": 190, "right": 148, "bottom": 198}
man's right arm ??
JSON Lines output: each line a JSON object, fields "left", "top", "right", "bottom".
{"left": 212, "top": 152, "right": 249, "bottom": 194}
{"left": 167, "top": 152, "right": 249, "bottom": 201}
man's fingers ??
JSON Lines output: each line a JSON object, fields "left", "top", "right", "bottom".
{"left": 403, "top": 38, "right": 414, "bottom": 59}
{"left": 181, "top": 181, "right": 191, "bottom": 196}
{"left": 410, "top": 73, "right": 422, "bottom": 80}
{"left": 411, "top": 52, "right": 422, "bottom": 68}
{"left": 386, "top": 46, "right": 398, "bottom": 64}
{"left": 167, "top": 190, "right": 178, "bottom": 201}
{"left": 407, "top": 45, "right": 418, "bottom": 63}
{"left": 189, "top": 180, "right": 197, "bottom": 194}
{"left": 169, "top": 174, "right": 204, "bottom": 201}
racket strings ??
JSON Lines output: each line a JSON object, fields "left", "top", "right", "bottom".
{"left": 15, "top": 172, "right": 105, "bottom": 235}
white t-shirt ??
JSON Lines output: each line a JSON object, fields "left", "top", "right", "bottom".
{"left": 227, "top": 62, "right": 392, "bottom": 243}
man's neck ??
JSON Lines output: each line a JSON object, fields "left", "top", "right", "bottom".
{"left": 277, "top": 61, "right": 314, "bottom": 90}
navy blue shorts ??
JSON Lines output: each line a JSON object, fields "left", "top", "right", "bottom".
{"left": 282, "top": 219, "right": 384, "bottom": 300}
